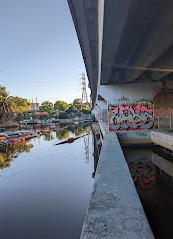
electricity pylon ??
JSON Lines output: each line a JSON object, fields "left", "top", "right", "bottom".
{"left": 83, "top": 133, "right": 90, "bottom": 163}
{"left": 81, "top": 73, "right": 88, "bottom": 103}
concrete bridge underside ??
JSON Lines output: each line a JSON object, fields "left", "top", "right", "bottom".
{"left": 68, "top": 0, "right": 173, "bottom": 105}
{"left": 67, "top": 1, "right": 173, "bottom": 238}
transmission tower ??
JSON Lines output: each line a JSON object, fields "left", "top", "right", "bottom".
{"left": 81, "top": 73, "right": 88, "bottom": 103}
{"left": 83, "top": 132, "right": 90, "bottom": 163}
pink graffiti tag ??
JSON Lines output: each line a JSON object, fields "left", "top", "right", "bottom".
{"left": 134, "top": 104, "right": 153, "bottom": 114}
{"left": 108, "top": 102, "right": 153, "bottom": 131}
{"left": 119, "top": 105, "right": 134, "bottom": 114}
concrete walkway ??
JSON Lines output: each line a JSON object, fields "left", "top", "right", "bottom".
{"left": 81, "top": 132, "right": 153, "bottom": 239}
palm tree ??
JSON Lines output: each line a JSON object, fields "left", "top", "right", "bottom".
{"left": 0, "top": 87, "right": 14, "bottom": 124}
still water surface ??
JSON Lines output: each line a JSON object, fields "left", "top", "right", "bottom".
{"left": 0, "top": 124, "right": 94, "bottom": 239}
{"left": 123, "top": 148, "right": 173, "bottom": 239}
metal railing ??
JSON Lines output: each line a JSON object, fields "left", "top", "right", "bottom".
{"left": 154, "top": 115, "right": 173, "bottom": 131}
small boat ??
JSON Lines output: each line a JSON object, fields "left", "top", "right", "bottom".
{"left": 0, "top": 133, "right": 8, "bottom": 142}
{"left": 0, "top": 137, "right": 6, "bottom": 141}
{"left": 67, "top": 137, "right": 74, "bottom": 143}
{"left": 54, "top": 134, "right": 89, "bottom": 146}
{"left": 8, "top": 138, "right": 19, "bottom": 143}
{"left": 0, "top": 128, "right": 5, "bottom": 133}
{"left": 27, "top": 120, "right": 38, "bottom": 125}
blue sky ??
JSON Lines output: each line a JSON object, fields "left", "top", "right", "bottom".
{"left": 0, "top": 0, "right": 89, "bottom": 104}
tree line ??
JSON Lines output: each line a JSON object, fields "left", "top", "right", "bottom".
{"left": 0, "top": 86, "right": 90, "bottom": 123}
{"left": 0, "top": 86, "right": 30, "bottom": 123}
{"left": 40, "top": 99, "right": 90, "bottom": 112}
{"left": 39, "top": 99, "right": 90, "bottom": 119}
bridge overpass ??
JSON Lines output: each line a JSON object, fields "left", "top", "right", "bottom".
{"left": 67, "top": 2, "right": 173, "bottom": 238}
{"left": 68, "top": 0, "right": 173, "bottom": 130}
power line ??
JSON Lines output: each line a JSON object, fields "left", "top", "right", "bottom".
{"left": 0, "top": 69, "right": 79, "bottom": 84}
{"left": 0, "top": 77, "right": 80, "bottom": 88}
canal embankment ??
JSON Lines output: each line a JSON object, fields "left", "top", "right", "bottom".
{"left": 81, "top": 122, "right": 173, "bottom": 238}
{"left": 81, "top": 130, "right": 153, "bottom": 239}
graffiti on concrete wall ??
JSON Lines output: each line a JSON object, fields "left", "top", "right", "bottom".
{"left": 108, "top": 102, "right": 153, "bottom": 131}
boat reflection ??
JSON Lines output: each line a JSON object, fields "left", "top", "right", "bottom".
{"left": 0, "top": 124, "right": 92, "bottom": 171}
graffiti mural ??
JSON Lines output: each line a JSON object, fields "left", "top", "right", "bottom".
{"left": 108, "top": 102, "right": 153, "bottom": 131}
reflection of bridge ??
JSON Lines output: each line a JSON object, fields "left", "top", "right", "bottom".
{"left": 68, "top": 0, "right": 173, "bottom": 131}
{"left": 83, "top": 133, "right": 89, "bottom": 163}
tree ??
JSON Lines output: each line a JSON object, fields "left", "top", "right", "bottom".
{"left": 54, "top": 101, "right": 68, "bottom": 112}
{"left": 82, "top": 103, "right": 90, "bottom": 111}
{"left": 13, "top": 97, "right": 30, "bottom": 122}
{"left": 73, "top": 98, "right": 83, "bottom": 111}
{"left": 40, "top": 101, "right": 53, "bottom": 113}
{"left": 33, "top": 112, "right": 49, "bottom": 119}
{"left": 59, "top": 112, "right": 68, "bottom": 119}
{"left": 33, "top": 112, "right": 40, "bottom": 119}
{"left": 40, "top": 112, "right": 49, "bottom": 119}
{"left": 0, "top": 86, "right": 14, "bottom": 123}
{"left": 13, "top": 97, "right": 30, "bottom": 113}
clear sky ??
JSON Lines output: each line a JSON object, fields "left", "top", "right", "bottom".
{"left": 0, "top": 0, "right": 89, "bottom": 104}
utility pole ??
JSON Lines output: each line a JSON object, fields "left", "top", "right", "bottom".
{"left": 81, "top": 73, "right": 88, "bottom": 103}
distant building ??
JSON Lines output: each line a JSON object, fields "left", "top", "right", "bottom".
{"left": 29, "top": 103, "right": 39, "bottom": 111}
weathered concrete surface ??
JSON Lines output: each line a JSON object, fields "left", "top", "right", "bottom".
{"left": 117, "top": 130, "right": 151, "bottom": 146}
{"left": 81, "top": 132, "right": 153, "bottom": 239}
{"left": 151, "top": 130, "right": 173, "bottom": 151}
{"left": 152, "top": 153, "right": 173, "bottom": 178}
{"left": 98, "top": 121, "right": 108, "bottom": 137}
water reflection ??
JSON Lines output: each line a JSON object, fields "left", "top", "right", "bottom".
{"left": 43, "top": 133, "right": 55, "bottom": 141}
{"left": 55, "top": 124, "right": 91, "bottom": 140}
{"left": 0, "top": 124, "right": 91, "bottom": 171}
{"left": 22, "top": 123, "right": 91, "bottom": 140}
{"left": 0, "top": 141, "right": 34, "bottom": 170}
{"left": 123, "top": 148, "right": 173, "bottom": 239}
{"left": 126, "top": 150, "right": 156, "bottom": 189}
{"left": 56, "top": 130, "right": 69, "bottom": 140}
{"left": 0, "top": 123, "right": 94, "bottom": 239}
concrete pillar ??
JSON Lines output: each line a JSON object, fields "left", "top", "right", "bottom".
{"left": 96, "top": 99, "right": 108, "bottom": 123}
{"left": 91, "top": 105, "right": 101, "bottom": 121}
{"left": 98, "top": 82, "right": 161, "bottom": 131}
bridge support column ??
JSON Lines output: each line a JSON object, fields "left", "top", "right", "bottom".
{"left": 97, "top": 82, "right": 161, "bottom": 131}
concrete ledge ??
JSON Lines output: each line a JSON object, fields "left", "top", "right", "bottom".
{"left": 117, "top": 130, "right": 151, "bottom": 146}
{"left": 152, "top": 153, "right": 173, "bottom": 177}
{"left": 98, "top": 121, "right": 108, "bottom": 137}
{"left": 81, "top": 132, "right": 153, "bottom": 239}
{"left": 151, "top": 130, "right": 173, "bottom": 151}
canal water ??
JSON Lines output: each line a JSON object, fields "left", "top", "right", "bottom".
{"left": 0, "top": 124, "right": 94, "bottom": 239}
{"left": 123, "top": 147, "right": 173, "bottom": 239}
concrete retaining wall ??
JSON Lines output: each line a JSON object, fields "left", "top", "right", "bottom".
{"left": 151, "top": 131, "right": 173, "bottom": 151}
{"left": 80, "top": 132, "right": 153, "bottom": 239}
{"left": 117, "top": 130, "right": 151, "bottom": 146}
